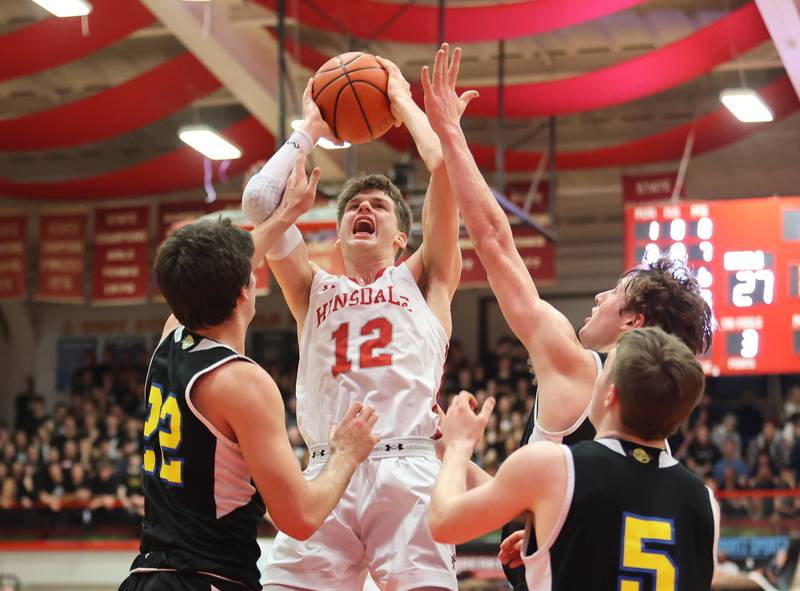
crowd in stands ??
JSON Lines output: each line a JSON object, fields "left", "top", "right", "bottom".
{"left": 2, "top": 335, "right": 800, "bottom": 532}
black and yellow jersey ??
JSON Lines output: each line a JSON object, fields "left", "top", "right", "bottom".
{"left": 129, "top": 326, "right": 265, "bottom": 590}
{"left": 522, "top": 438, "right": 718, "bottom": 590}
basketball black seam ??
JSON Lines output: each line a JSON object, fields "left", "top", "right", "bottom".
{"left": 330, "top": 54, "right": 346, "bottom": 140}
{"left": 316, "top": 52, "right": 363, "bottom": 74}
{"left": 312, "top": 66, "right": 384, "bottom": 104}
{"left": 340, "top": 63, "right": 375, "bottom": 139}
{"left": 348, "top": 79, "right": 390, "bottom": 101}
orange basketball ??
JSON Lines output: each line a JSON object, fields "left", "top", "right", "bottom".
{"left": 312, "top": 52, "right": 394, "bottom": 145}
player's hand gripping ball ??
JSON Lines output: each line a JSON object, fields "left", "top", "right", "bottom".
{"left": 312, "top": 52, "right": 395, "bottom": 145}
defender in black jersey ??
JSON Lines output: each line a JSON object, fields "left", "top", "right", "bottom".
{"left": 120, "top": 165, "right": 378, "bottom": 591}
{"left": 431, "top": 328, "right": 719, "bottom": 591}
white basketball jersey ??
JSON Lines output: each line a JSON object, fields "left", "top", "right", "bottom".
{"left": 296, "top": 263, "right": 448, "bottom": 447}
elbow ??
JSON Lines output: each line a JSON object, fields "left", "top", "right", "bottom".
{"left": 273, "top": 513, "right": 320, "bottom": 541}
{"left": 428, "top": 505, "right": 458, "bottom": 544}
{"left": 428, "top": 515, "right": 459, "bottom": 545}
{"left": 279, "top": 520, "right": 316, "bottom": 541}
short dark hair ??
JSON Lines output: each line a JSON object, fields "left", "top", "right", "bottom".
{"left": 614, "top": 327, "right": 705, "bottom": 440}
{"left": 155, "top": 219, "right": 253, "bottom": 330}
{"left": 621, "top": 256, "right": 713, "bottom": 355}
{"left": 336, "top": 174, "right": 412, "bottom": 236}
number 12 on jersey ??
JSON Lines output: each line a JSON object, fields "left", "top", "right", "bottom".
{"left": 619, "top": 513, "right": 677, "bottom": 591}
{"left": 331, "top": 318, "right": 394, "bottom": 376}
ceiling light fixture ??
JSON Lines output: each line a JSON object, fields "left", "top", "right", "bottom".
{"left": 291, "top": 120, "right": 350, "bottom": 150}
{"left": 720, "top": 88, "right": 774, "bottom": 123}
{"left": 30, "top": 0, "right": 92, "bottom": 17}
{"left": 178, "top": 125, "right": 242, "bottom": 160}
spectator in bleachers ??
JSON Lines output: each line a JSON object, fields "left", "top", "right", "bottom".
{"left": 117, "top": 453, "right": 144, "bottom": 517}
{"left": 685, "top": 424, "right": 720, "bottom": 478}
{"left": 782, "top": 386, "right": 800, "bottom": 423}
{"left": 749, "top": 451, "right": 778, "bottom": 518}
{"left": 712, "top": 413, "right": 742, "bottom": 455}
{"left": 746, "top": 420, "right": 785, "bottom": 471}
{"left": 714, "top": 439, "right": 749, "bottom": 486}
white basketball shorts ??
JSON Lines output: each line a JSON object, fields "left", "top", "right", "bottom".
{"left": 262, "top": 447, "right": 457, "bottom": 591}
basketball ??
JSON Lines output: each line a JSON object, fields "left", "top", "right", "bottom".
{"left": 312, "top": 52, "right": 394, "bottom": 145}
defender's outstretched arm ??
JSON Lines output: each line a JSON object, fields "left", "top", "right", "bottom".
{"left": 422, "top": 45, "right": 597, "bottom": 433}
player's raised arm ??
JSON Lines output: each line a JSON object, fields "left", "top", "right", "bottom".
{"left": 197, "top": 361, "right": 379, "bottom": 540}
{"left": 422, "top": 44, "right": 597, "bottom": 431}
{"left": 376, "top": 55, "right": 464, "bottom": 332}
{"left": 242, "top": 79, "right": 334, "bottom": 328}
{"left": 429, "top": 392, "right": 567, "bottom": 544}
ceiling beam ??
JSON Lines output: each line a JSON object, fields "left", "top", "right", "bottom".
{"left": 754, "top": 0, "right": 800, "bottom": 100}
{"left": 136, "top": 0, "right": 343, "bottom": 179}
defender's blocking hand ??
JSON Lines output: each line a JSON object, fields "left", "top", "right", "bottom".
{"left": 442, "top": 390, "right": 495, "bottom": 451}
{"left": 421, "top": 44, "right": 480, "bottom": 136}
{"left": 330, "top": 402, "right": 380, "bottom": 465}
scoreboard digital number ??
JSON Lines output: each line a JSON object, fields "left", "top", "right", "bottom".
{"left": 625, "top": 196, "right": 800, "bottom": 376}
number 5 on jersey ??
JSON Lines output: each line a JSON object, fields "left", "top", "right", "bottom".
{"left": 143, "top": 383, "right": 184, "bottom": 486}
{"left": 331, "top": 318, "right": 393, "bottom": 376}
{"left": 619, "top": 513, "right": 677, "bottom": 591}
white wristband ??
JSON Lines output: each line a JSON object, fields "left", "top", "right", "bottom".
{"left": 267, "top": 225, "right": 303, "bottom": 261}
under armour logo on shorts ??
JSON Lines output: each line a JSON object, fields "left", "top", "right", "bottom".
{"left": 384, "top": 443, "right": 404, "bottom": 452}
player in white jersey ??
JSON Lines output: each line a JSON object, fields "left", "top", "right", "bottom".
{"left": 242, "top": 51, "right": 477, "bottom": 590}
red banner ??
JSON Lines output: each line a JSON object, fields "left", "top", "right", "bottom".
{"left": 460, "top": 225, "right": 555, "bottom": 288}
{"left": 157, "top": 198, "right": 239, "bottom": 243}
{"left": 622, "top": 172, "right": 682, "bottom": 203}
{"left": 0, "top": 212, "right": 27, "bottom": 300}
{"left": 35, "top": 211, "right": 87, "bottom": 302}
{"left": 92, "top": 205, "right": 149, "bottom": 304}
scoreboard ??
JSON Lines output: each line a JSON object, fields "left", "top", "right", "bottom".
{"left": 625, "top": 196, "right": 800, "bottom": 376}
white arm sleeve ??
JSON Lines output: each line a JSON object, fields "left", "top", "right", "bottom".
{"left": 241, "top": 129, "right": 314, "bottom": 224}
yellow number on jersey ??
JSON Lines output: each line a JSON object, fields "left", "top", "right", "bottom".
{"left": 142, "top": 383, "right": 184, "bottom": 486}
{"left": 619, "top": 513, "right": 677, "bottom": 591}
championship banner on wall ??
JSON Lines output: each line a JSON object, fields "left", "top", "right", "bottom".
{"left": 0, "top": 211, "right": 27, "bottom": 300}
{"left": 92, "top": 205, "right": 149, "bottom": 304}
{"left": 157, "top": 198, "right": 241, "bottom": 243}
{"left": 622, "top": 172, "right": 683, "bottom": 203}
{"left": 159, "top": 200, "right": 270, "bottom": 296}
{"left": 460, "top": 224, "right": 555, "bottom": 288}
{"left": 35, "top": 211, "right": 88, "bottom": 303}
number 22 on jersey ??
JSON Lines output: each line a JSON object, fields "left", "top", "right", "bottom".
{"left": 143, "top": 383, "right": 184, "bottom": 486}
{"left": 619, "top": 513, "right": 677, "bottom": 591}
{"left": 331, "top": 318, "right": 393, "bottom": 376}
